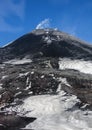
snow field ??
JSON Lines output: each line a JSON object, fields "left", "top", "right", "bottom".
{"left": 59, "top": 58, "right": 92, "bottom": 74}
{"left": 18, "top": 90, "right": 92, "bottom": 130}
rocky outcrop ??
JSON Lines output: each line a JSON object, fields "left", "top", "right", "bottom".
{"left": 0, "top": 111, "right": 36, "bottom": 130}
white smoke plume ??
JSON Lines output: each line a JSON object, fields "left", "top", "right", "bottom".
{"left": 36, "top": 19, "right": 50, "bottom": 29}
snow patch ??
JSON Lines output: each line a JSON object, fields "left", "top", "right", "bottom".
{"left": 40, "top": 75, "right": 45, "bottom": 79}
{"left": 26, "top": 77, "right": 29, "bottom": 85}
{"left": 14, "top": 92, "right": 22, "bottom": 97}
{"left": 25, "top": 82, "right": 31, "bottom": 90}
{"left": 31, "top": 71, "right": 34, "bottom": 74}
{"left": 59, "top": 58, "right": 92, "bottom": 74}
{"left": 60, "top": 77, "right": 72, "bottom": 88}
{"left": 16, "top": 87, "right": 20, "bottom": 90}
{"left": 17, "top": 91, "right": 92, "bottom": 130}
{"left": 19, "top": 72, "right": 29, "bottom": 77}
{"left": 57, "top": 77, "right": 71, "bottom": 93}
{"left": 2, "top": 75, "right": 8, "bottom": 80}
{"left": 28, "top": 91, "right": 33, "bottom": 94}
{"left": 4, "top": 58, "right": 32, "bottom": 65}
{"left": 43, "top": 36, "right": 52, "bottom": 44}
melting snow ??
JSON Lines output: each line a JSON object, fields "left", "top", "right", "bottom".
{"left": 17, "top": 91, "right": 92, "bottom": 130}
{"left": 31, "top": 71, "right": 34, "bottom": 74}
{"left": 4, "top": 58, "right": 32, "bottom": 65}
{"left": 28, "top": 91, "right": 33, "bottom": 94}
{"left": 2, "top": 75, "right": 8, "bottom": 80}
{"left": 14, "top": 91, "right": 22, "bottom": 97}
{"left": 19, "top": 72, "right": 29, "bottom": 77}
{"left": 16, "top": 87, "right": 20, "bottom": 90}
{"left": 60, "top": 77, "right": 72, "bottom": 88}
{"left": 26, "top": 77, "right": 29, "bottom": 85}
{"left": 59, "top": 58, "right": 92, "bottom": 74}
{"left": 40, "top": 75, "right": 45, "bottom": 79}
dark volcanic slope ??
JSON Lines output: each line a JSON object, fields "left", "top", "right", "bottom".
{"left": 1, "top": 29, "right": 92, "bottom": 130}
{"left": 1, "top": 29, "right": 92, "bottom": 61}
{"left": 0, "top": 29, "right": 92, "bottom": 105}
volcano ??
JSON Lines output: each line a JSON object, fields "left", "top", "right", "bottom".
{"left": 0, "top": 29, "right": 92, "bottom": 130}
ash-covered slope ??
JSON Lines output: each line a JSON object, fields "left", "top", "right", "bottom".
{"left": 1, "top": 29, "right": 92, "bottom": 61}
{"left": 0, "top": 28, "right": 92, "bottom": 107}
{"left": 0, "top": 29, "right": 92, "bottom": 130}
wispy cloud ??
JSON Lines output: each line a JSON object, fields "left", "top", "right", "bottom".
{"left": 0, "top": 0, "right": 25, "bottom": 32}
{"left": 36, "top": 19, "right": 50, "bottom": 29}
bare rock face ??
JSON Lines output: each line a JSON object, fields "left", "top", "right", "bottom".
{"left": 0, "top": 112, "right": 36, "bottom": 130}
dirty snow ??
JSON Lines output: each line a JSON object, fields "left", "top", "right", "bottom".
{"left": 59, "top": 58, "right": 92, "bottom": 74}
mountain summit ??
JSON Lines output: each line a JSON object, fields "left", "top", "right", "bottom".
{"left": 1, "top": 29, "right": 92, "bottom": 62}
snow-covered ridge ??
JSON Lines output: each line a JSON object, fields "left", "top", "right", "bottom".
{"left": 59, "top": 58, "right": 92, "bottom": 74}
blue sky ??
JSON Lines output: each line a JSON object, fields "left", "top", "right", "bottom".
{"left": 0, "top": 0, "right": 92, "bottom": 47}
